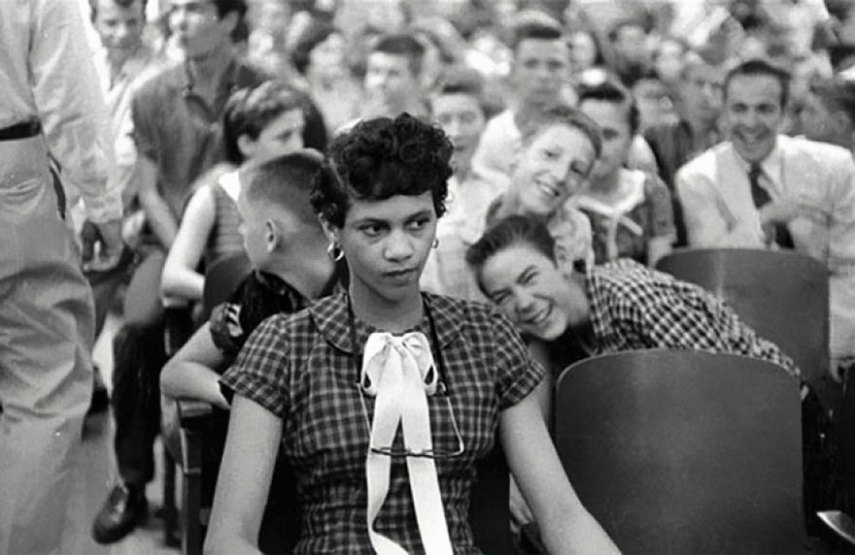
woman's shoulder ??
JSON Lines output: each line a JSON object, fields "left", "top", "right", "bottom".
{"left": 424, "top": 292, "right": 518, "bottom": 341}
{"left": 425, "top": 291, "right": 493, "bottom": 319}
{"left": 247, "top": 303, "right": 320, "bottom": 352}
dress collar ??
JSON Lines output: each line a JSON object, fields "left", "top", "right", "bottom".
{"left": 309, "top": 292, "right": 464, "bottom": 355}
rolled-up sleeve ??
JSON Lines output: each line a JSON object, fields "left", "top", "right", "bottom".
{"left": 221, "top": 314, "right": 291, "bottom": 417}
{"left": 490, "top": 310, "right": 546, "bottom": 410}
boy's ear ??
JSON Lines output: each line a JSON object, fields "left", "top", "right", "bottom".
{"left": 237, "top": 134, "right": 255, "bottom": 159}
{"left": 265, "top": 219, "right": 279, "bottom": 253}
{"left": 555, "top": 245, "right": 577, "bottom": 280}
{"left": 319, "top": 216, "right": 339, "bottom": 245}
{"left": 510, "top": 142, "right": 524, "bottom": 174}
{"left": 220, "top": 9, "right": 240, "bottom": 39}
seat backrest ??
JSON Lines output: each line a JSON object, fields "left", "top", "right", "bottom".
{"left": 200, "top": 252, "right": 252, "bottom": 323}
{"left": 843, "top": 371, "right": 855, "bottom": 513}
{"left": 554, "top": 349, "right": 804, "bottom": 553}
{"left": 655, "top": 247, "right": 829, "bottom": 387}
{"left": 469, "top": 448, "right": 515, "bottom": 552}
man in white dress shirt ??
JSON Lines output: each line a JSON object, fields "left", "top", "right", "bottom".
{"left": 0, "top": 0, "right": 124, "bottom": 551}
{"left": 677, "top": 58, "right": 855, "bottom": 387}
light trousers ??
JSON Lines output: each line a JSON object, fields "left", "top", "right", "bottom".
{"left": 0, "top": 135, "right": 94, "bottom": 553}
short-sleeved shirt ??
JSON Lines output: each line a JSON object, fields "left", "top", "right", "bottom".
{"left": 132, "top": 60, "right": 269, "bottom": 220}
{"left": 552, "top": 259, "right": 800, "bottom": 379}
{"left": 574, "top": 169, "right": 676, "bottom": 264}
{"left": 221, "top": 292, "right": 544, "bottom": 553}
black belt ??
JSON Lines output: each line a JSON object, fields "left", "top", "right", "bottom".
{"left": 0, "top": 120, "right": 41, "bottom": 141}
{"left": 0, "top": 119, "right": 65, "bottom": 219}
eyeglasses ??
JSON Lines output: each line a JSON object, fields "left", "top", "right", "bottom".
{"left": 348, "top": 294, "right": 465, "bottom": 460}
{"left": 355, "top": 380, "right": 465, "bottom": 459}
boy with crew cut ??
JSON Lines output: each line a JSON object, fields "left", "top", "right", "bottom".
{"left": 160, "top": 150, "right": 345, "bottom": 552}
{"left": 161, "top": 149, "right": 346, "bottom": 409}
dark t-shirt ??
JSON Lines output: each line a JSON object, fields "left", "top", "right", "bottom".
{"left": 209, "top": 261, "right": 347, "bottom": 359}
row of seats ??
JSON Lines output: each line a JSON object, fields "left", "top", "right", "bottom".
{"left": 162, "top": 247, "right": 852, "bottom": 553}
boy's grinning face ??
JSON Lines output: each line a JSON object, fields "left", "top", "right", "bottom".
{"left": 510, "top": 124, "right": 596, "bottom": 218}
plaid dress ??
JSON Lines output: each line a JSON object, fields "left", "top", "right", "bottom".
{"left": 221, "top": 292, "right": 544, "bottom": 553}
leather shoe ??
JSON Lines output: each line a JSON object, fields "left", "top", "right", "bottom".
{"left": 91, "top": 483, "right": 147, "bottom": 544}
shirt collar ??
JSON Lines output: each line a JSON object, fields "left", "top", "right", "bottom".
{"left": 254, "top": 270, "right": 296, "bottom": 297}
{"left": 94, "top": 43, "right": 155, "bottom": 90}
{"left": 256, "top": 257, "right": 349, "bottom": 300}
{"left": 309, "top": 292, "right": 465, "bottom": 355}
{"left": 180, "top": 56, "right": 244, "bottom": 99}
{"left": 732, "top": 138, "right": 783, "bottom": 189}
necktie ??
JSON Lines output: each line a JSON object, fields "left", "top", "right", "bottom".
{"left": 748, "top": 163, "right": 794, "bottom": 249}
{"left": 748, "top": 163, "right": 771, "bottom": 208}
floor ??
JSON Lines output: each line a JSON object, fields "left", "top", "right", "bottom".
{"left": 62, "top": 313, "right": 180, "bottom": 555}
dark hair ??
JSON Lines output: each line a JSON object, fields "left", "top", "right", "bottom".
{"left": 222, "top": 80, "right": 308, "bottom": 165}
{"left": 211, "top": 0, "right": 247, "bottom": 20}
{"left": 827, "top": 0, "right": 855, "bottom": 20}
{"left": 433, "top": 65, "right": 505, "bottom": 120}
{"left": 243, "top": 149, "right": 325, "bottom": 229}
{"left": 679, "top": 45, "right": 727, "bottom": 81}
{"left": 511, "top": 19, "right": 563, "bottom": 53}
{"left": 369, "top": 33, "right": 426, "bottom": 78}
{"left": 290, "top": 20, "right": 339, "bottom": 75}
{"left": 311, "top": 113, "right": 453, "bottom": 228}
{"left": 577, "top": 79, "right": 640, "bottom": 135}
{"left": 809, "top": 77, "right": 855, "bottom": 123}
{"left": 432, "top": 65, "right": 488, "bottom": 111}
{"left": 723, "top": 58, "right": 791, "bottom": 108}
{"left": 90, "top": 0, "right": 147, "bottom": 21}
{"left": 466, "top": 215, "right": 557, "bottom": 280}
{"left": 608, "top": 17, "right": 647, "bottom": 42}
{"left": 566, "top": 29, "right": 605, "bottom": 67}
{"left": 521, "top": 104, "right": 603, "bottom": 160}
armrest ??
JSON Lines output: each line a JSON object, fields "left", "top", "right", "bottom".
{"left": 817, "top": 510, "right": 855, "bottom": 546}
{"left": 177, "top": 398, "right": 214, "bottom": 428}
{"left": 175, "top": 399, "right": 213, "bottom": 477}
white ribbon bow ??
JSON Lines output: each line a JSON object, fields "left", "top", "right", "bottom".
{"left": 360, "top": 332, "right": 453, "bottom": 555}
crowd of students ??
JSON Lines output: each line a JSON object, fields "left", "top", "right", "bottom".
{"left": 3, "top": 0, "right": 855, "bottom": 551}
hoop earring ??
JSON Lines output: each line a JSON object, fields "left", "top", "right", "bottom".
{"left": 432, "top": 238, "right": 439, "bottom": 249}
{"left": 327, "top": 242, "right": 344, "bottom": 262}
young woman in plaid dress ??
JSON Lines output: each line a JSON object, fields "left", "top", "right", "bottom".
{"left": 206, "top": 114, "right": 618, "bottom": 553}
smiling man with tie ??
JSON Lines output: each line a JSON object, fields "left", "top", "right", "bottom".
{"left": 676, "top": 58, "right": 855, "bottom": 386}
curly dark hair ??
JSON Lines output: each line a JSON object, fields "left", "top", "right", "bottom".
{"left": 311, "top": 113, "right": 453, "bottom": 227}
